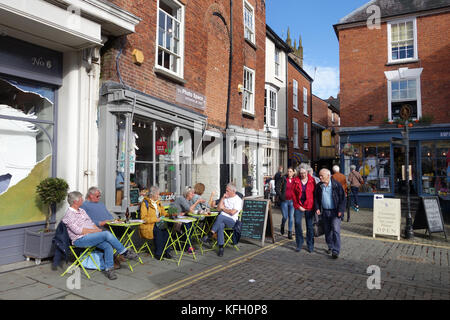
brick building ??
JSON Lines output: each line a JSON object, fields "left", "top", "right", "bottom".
{"left": 98, "top": 0, "right": 267, "bottom": 211}
{"left": 311, "top": 94, "right": 341, "bottom": 171}
{"left": 287, "top": 53, "right": 313, "bottom": 168}
{"left": 335, "top": 0, "right": 450, "bottom": 207}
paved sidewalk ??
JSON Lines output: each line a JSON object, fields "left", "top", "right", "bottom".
{"left": 0, "top": 207, "right": 448, "bottom": 300}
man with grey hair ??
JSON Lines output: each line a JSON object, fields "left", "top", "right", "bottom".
{"left": 62, "top": 191, "right": 139, "bottom": 280}
{"left": 202, "top": 183, "right": 242, "bottom": 257}
{"left": 314, "top": 169, "right": 346, "bottom": 259}
{"left": 81, "top": 187, "right": 114, "bottom": 228}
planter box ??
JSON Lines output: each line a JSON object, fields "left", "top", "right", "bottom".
{"left": 24, "top": 229, "right": 55, "bottom": 264}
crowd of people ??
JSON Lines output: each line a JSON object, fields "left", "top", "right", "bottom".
{"left": 58, "top": 162, "right": 360, "bottom": 280}
{"left": 270, "top": 163, "right": 356, "bottom": 259}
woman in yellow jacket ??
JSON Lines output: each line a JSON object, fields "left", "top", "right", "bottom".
{"left": 139, "top": 186, "right": 171, "bottom": 260}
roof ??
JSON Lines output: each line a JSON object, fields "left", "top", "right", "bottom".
{"left": 325, "top": 96, "right": 340, "bottom": 113}
{"left": 336, "top": 0, "right": 450, "bottom": 26}
{"left": 266, "top": 24, "right": 293, "bottom": 53}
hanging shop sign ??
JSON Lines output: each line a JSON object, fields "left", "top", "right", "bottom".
{"left": 156, "top": 140, "right": 168, "bottom": 155}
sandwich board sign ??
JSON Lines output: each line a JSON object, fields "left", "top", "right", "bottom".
{"left": 373, "top": 197, "right": 401, "bottom": 240}
{"left": 240, "top": 198, "right": 275, "bottom": 247}
{"left": 413, "top": 196, "right": 447, "bottom": 240}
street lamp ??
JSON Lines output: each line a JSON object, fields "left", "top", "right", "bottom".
{"left": 400, "top": 105, "right": 414, "bottom": 239}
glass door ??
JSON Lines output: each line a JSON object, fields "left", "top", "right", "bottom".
{"left": 393, "top": 143, "right": 417, "bottom": 194}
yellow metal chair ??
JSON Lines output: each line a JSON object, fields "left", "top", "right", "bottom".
{"left": 61, "top": 245, "right": 100, "bottom": 279}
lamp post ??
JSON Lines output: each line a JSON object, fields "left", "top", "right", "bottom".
{"left": 400, "top": 105, "right": 414, "bottom": 239}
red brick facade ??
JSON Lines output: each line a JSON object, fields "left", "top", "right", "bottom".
{"left": 101, "top": 0, "right": 266, "bottom": 132}
{"left": 287, "top": 56, "right": 312, "bottom": 165}
{"left": 338, "top": 11, "right": 450, "bottom": 128}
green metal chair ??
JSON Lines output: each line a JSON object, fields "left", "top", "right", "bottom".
{"left": 61, "top": 245, "right": 100, "bottom": 279}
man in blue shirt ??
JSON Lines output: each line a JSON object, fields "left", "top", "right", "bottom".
{"left": 81, "top": 187, "right": 114, "bottom": 228}
{"left": 81, "top": 187, "right": 125, "bottom": 269}
{"left": 314, "top": 169, "right": 346, "bottom": 259}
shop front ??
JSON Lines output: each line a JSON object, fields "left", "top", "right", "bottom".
{"left": 98, "top": 82, "right": 207, "bottom": 215}
{"left": 340, "top": 125, "right": 450, "bottom": 209}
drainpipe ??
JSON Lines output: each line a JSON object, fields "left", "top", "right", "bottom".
{"left": 213, "top": 0, "right": 233, "bottom": 196}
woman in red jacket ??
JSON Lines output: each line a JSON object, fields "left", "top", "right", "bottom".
{"left": 293, "top": 164, "right": 316, "bottom": 253}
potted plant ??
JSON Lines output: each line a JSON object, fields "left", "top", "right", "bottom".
{"left": 24, "top": 177, "right": 69, "bottom": 265}
{"left": 167, "top": 206, "right": 179, "bottom": 218}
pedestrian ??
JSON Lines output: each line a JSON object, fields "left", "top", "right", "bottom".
{"left": 314, "top": 169, "right": 346, "bottom": 259}
{"left": 348, "top": 165, "right": 364, "bottom": 212}
{"left": 332, "top": 165, "right": 348, "bottom": 221}
{"left": 293, "top": 164, "right": 316, "bottom": 252}
{"left": 278, "top": 167, "right": 296, "bottom": 239}
{"left": 308, "top": 167, "right": 320, "bottom": 184}
{"left": 274, "top": 165, "right": 284, "bottom": 207}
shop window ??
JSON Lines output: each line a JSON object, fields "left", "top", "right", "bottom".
{"left": 0, "top": 78, "right": 54, "bottom": 226}
{"left": 343, "top": 142, "right": 391, "bottom": 194}
{"left": 421, "top": 141, "right": 450, "bottom": 196}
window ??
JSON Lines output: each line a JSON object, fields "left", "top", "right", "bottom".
{"left": 303, "top": 87, "right": 308, "bottom": 115}
{"left": 421, "top": 141, "right": 450, "bottom": 195}
{"left": 243, "top": 67, "right": 255, "bottom": 114}
{"left": 385, "top": 67, "right": 422, "bottom": 121}
{"left": 265, "top": 86, "right": 277, "bottom": 127}
{"left": 156, "top": 0, "right": 184, "bottom": 76}
{"left": 293, "top": 80, "right": 298, "bottom": 110}
{"left": 293, "top": 118, "right": 298, "bottom": 149}
{"left": 388, "top": 19, "right": 417, "bottom": 63}
{"left": 243, "top": 1, "right": 255, "bottom": 44}
{"left": 303, "top": 122, "right": 309, "bottom": 151}
{"left": 274, "top": 48, "right": 280, "bottom": 77}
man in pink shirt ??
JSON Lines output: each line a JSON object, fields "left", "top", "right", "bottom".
{"left": 62, "top": 191, "right": 138, "bottom": 280}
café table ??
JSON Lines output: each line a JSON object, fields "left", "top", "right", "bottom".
{"left": 188, "top": 211, "right": 219, "bottom": 254}
{"left": 106, "top": 220, "right": 144, "bottom": 271}
{"left": 160, "top": 216, "right": 197, "bottom": 266}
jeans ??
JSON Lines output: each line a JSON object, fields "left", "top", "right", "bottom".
{"left": 322, "top": 209, "right": 341, "bottom": 255}
{"left": 73, "top": 231, "right": 126, "bottom": 270}
{"left": 211, "top": 214, "right": 236, "bottom": 246}
{"left": 350, "top": 187, "right": 359, "bottom": 207}
{"left": 153, "top": 225, "right": 169, "bottom": 256}
{"left": 281, "top": 200, "right": 295, "bottom": 232}
{"left": 294, "top": 209, "right": 314, "bottom": 251}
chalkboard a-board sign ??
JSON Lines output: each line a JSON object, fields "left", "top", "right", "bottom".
{"left": 413, "top": 196, "right": 447, "bottom": 239}
{"left": 240, "top": 198, "right": 275, "bottom": 246}
{"left": 129, "top": 188, "right": 140, "bottom": 205}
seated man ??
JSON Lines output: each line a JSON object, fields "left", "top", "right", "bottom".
{"left": 81, "top": 186, "right": 125, "bottom": 269}
{"left": 62, "top": 191, "right": 139, "bottom": 280}
{"left": 81, "top": 187, "right": 114, "bottom": 229}
{"left": 202, "top": 183, "right": 242, "bottom": 257}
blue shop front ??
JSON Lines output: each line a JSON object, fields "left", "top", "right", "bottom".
{"left": 339, "top": 124, "right": 450, "bottom": 210}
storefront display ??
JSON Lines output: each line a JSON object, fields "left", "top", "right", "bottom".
{"left": 421, "top": 141, "right": 450, "bottom": 196}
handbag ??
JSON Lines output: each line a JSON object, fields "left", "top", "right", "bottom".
{"left": 313, "top": 213, "right": 324, "bottom": 237}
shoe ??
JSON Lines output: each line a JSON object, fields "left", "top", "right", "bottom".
{"left": 212, "top": 233, "right": 217, "bottom": 240}
{"left": 307, "top": 248, "right": 313, "bottom": 253}
{"left": 326, "top": 249, "right": 332, "bottom": 254}
{"left": 280, "top": 224, "right": 285, "bottom": 235}
{"left": 113, "top": 255, "right": 122, "bottom": 269}
{"left": 164, "top": 252, "right": 172, "bottom": 259}
{"left": 154, "top": 254, "right": 162, "bottom": 260}
{"left": 187, "top": 247, "right": 195, "bottom": 254}
{"left": 103, "top": 268, "right": 118, "bottom": 280}
{"left": 218, "top": 247, "right": 224, "bottom": 257}
{"left": 332, "top": 252, "right": 339, "bottom": 259}
{"left": 288, "top": 232, "right": 293, "bottom": 239}
{"left": 295, "top": 247, "right": 301, "bottom": 252}
{"left": 115, "top": 254, "right": 126, "bottom": 263}
{"left": 122, "top": 250, "right": 139, "bottom": 261}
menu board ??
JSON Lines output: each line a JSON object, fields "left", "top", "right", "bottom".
{"left": 373, "top": 198, "right": 401, "bottom": 240}
{"left": 129, "top": 188, "right": 140, "bottom": 205}
{"left": 240, "top": 198, "right": 274, "bottom": 246}
{"left": 413, "top": 197, "right": 446, "bottom": 239}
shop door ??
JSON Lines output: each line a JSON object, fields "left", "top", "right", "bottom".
{"left": 393, "top": 144, "right": 418, "bottom": 194}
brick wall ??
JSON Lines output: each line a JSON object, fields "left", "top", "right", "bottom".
{"left": 102, "top": 0, "right": 266, "bottom": 132}
{"left": 287, "top": 58, "right": 311, "bottom": 161}
{"left": 339, "top": 11, "right": 450, "bottom": 127}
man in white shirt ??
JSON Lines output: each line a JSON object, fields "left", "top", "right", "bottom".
{"left": 202, "top": 183, "right": 242, "bottom": 257}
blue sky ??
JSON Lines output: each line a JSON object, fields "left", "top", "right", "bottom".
{"left": 266, "top": 0, "right": 370, "bottom": 100}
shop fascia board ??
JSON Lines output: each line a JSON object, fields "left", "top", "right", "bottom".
{"left": 227, "top": 125, "right": 271, "bottom": 145}
{"left": 105, "top": 87, "right": 207, "bottom": 132}
{"left": 0, "top": 0, "right": 102, "bottom": 51}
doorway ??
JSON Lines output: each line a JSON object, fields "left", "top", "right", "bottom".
{"left": 393, "top": 143, "right": 417, "bottom": 194}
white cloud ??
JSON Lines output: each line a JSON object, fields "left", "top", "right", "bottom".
{"left": 303, "top": 64, "right": 340, "bottom": 100}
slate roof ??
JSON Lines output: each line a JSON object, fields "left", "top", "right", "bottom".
{"left": 336, "top": 0, "right": 450, "bottom": 25}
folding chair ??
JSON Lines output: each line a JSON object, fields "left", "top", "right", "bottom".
{"left": 212, "top": 211, "right": 242, "bottom": 251}
{"left": 138, "top": 238, "right": 154, "bottom": 258}
{"left": 61, "top": 245, "right": 100, "bottom": 279}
